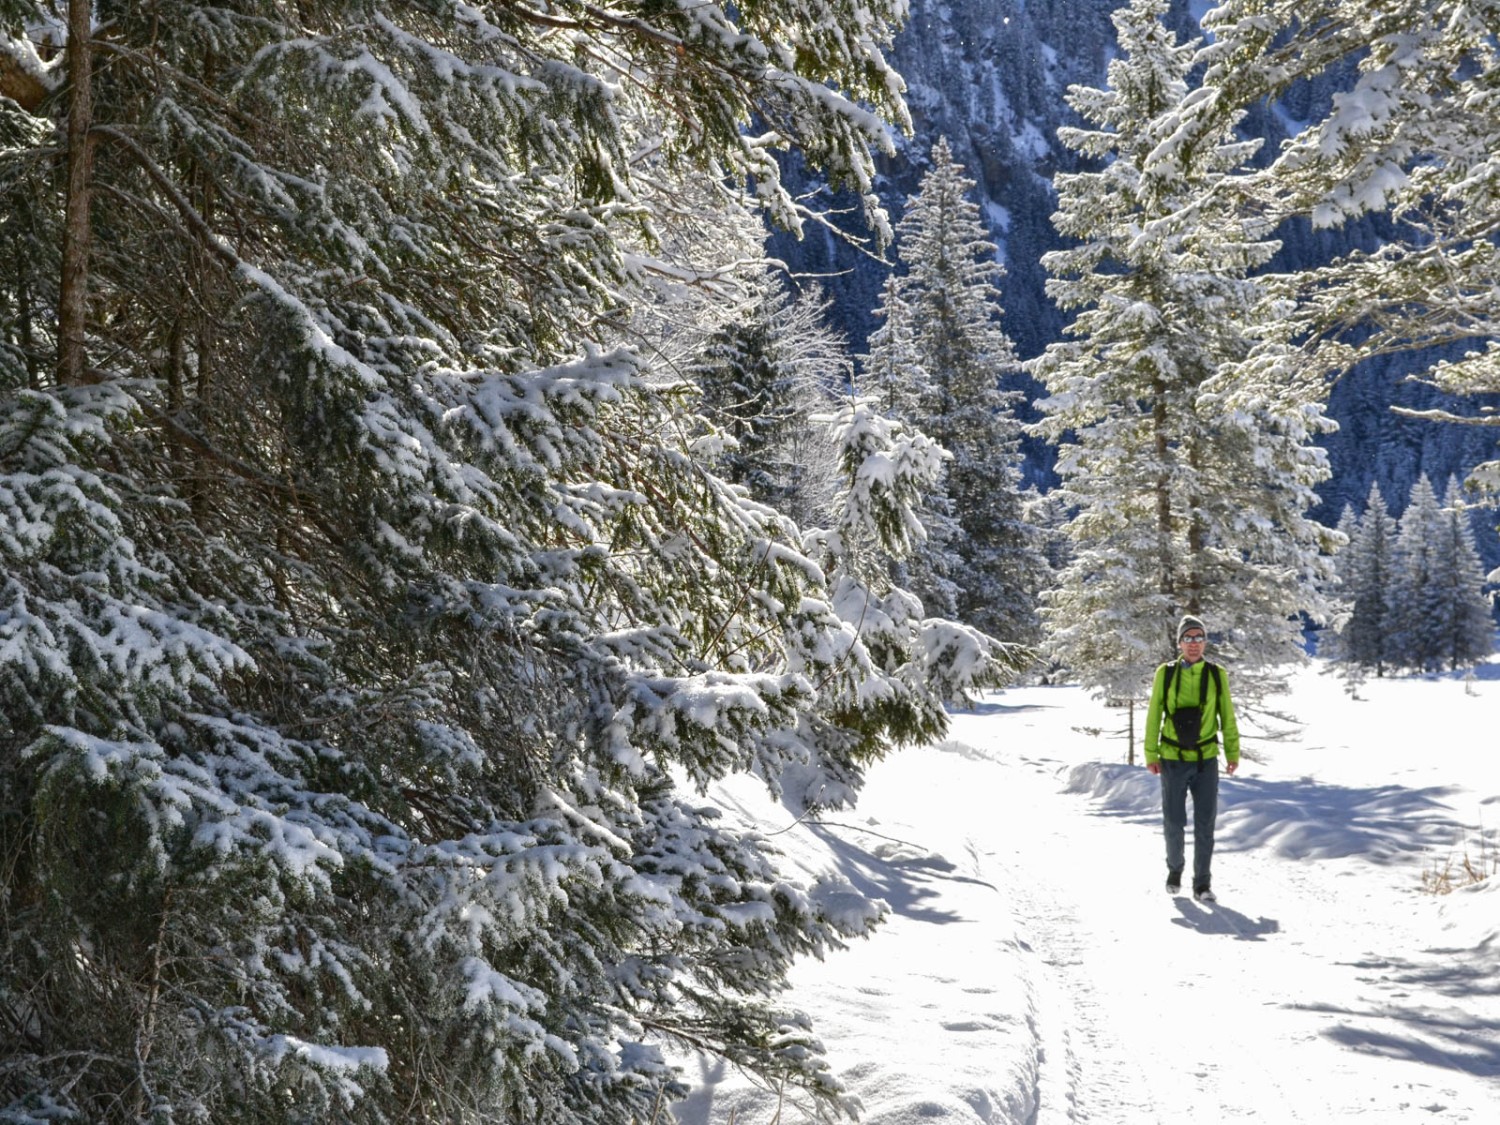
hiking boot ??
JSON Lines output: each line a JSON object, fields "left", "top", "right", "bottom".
{"left": 1165, "top": 870, "right": 1182, "bottom": 893}
{"left": 1193, "top": 886, "right": 1216, "bottom": 903}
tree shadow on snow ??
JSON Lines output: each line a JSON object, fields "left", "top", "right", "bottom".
{"left": 1215, "top": 775, "right": 1469, "bottom": 864}
{"left": 1298, "top": 999, "right": 1500, "bottom": 1079}
{"left": 955, "top": 699, "right": 1059, "bottom": 716}
{"left": 805, "top": 820, "right": 995, "bottom": 926}
{"left": 1459, "top": 660, "right": 1500, "bottom": 681}
{"left": 1069, "top": 762, "right": 1472, "bottom": 866}
{"left": 1339, "top": 935, "right": 1500, "bottom": 1001}
{"left": 1296, "top": 938, "right": 1500, "bottom": 1078}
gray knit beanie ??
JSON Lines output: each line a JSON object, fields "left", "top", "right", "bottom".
{"left": 1176, "top": 614, "right": 1206, "bottom": 643}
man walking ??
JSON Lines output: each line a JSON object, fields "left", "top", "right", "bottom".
{"left": 1144, "top": 614, "right": 1239, "bottom": 901}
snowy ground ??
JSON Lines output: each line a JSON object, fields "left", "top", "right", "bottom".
{"left": 670, "top": 660, "right": 1500, "bottom": 1124}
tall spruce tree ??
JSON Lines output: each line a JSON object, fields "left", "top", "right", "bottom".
{"left": 1392, "top": 476, "right": 1497, "bottom": 673}
{"left": 1430, "top": 477, "right": 1496, "bottom": 671}
{"left": 0, "top": 3, "right": 1027, "bottom": 1123}
{"left": 1031, "top": 0, "right": 1337, "bottom": 705}
{"left": 860, "top": 271, "right": 963, "bottom": 620}
{"left": 690, "top": 278, "right": 847, "bottom": 530}
{"left": 1331, "top": 482, "right": 1399, "bottom": 677}
{"left": 874, "top": 137, "right": 1046, "bottom": 645}
{"left": 1391, "top": 476, "right": 1452, "bottom": 671}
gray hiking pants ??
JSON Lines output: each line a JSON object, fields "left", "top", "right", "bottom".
{"left": 1160, "top": 757, "right": 1219, "bottom": 890}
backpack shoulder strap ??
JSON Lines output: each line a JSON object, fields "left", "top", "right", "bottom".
{"left": 1163, "top": 660, "right": 1216, "bottom": 715}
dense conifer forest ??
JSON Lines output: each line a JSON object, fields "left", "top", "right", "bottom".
{"left": 1, "top": 1, "right": 1496, "bottom": 1121}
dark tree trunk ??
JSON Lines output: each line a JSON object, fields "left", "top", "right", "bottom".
{"left": 1152, "top": 372, "right": 1176, "bottom": 645}
{"left": 56, "top": 0, "right": 95, "bottom": 386}
{"left": 1184, "top": 439, "right": 1205, "bottom": 615}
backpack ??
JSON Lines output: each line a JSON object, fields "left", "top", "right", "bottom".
{"left": 1160, "top": 660, "right": 1222, "bottom": 757}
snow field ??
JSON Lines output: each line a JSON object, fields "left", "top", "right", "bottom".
{"left": 674, "top": 661, "right": 1500, "bottom": 1124}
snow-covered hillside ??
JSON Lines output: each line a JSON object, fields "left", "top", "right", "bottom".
{"left": 674, "top": 662, "right": 1500, "bottom": 1123}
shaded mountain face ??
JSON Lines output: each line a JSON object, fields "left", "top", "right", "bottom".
{"left": 771, "top": 0, "right": 1500, "bottom": 571}
{"left": 773, "top": 0, "right": 1120, "bottom": 364}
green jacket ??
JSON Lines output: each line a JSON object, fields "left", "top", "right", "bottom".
{"left": 1143, "top": 658, "right": 1240, "bottom": 766}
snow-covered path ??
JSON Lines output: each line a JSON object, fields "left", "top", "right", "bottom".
{"left": 673, "top": 671, "right": 1500, "bottom": 1125}
{"left": 965, "top": 734, "right": 1459, "bottom": 1124}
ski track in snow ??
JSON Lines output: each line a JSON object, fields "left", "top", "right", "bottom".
{"left": 975, "top": 754, "right": 1159, "bottom": 1124}
{"left": 972, "top": 746, "right": 1316, "bottom": 1124}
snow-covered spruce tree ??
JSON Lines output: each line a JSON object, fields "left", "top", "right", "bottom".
{"left": 1429, "top": 478, "right": 1495, "bottom": 672}
{"left": 1170, "top": 0, "right": 1500, "bottom": 507}
{"left": 690, "top": 277, "right": 848, "bottom": 531}
{"left": 862, "top": 275, "right": 925, "bottom": 424}
{"left": 861, "top": 248, "right": 963, "bottom": 621}
{"left": 874, "top": 137, "right": 1046, "bottom": 645}
{"left": 1390, "top": 476, "right": 1452, "bottom": 672}
{"left": 1330, "top": 482, "right": 1399, "bottom": 677}
{"left": 1327, "top": 502, "right": 1363, "bottom": 689}
{"left": 1389, "top": 476, "right": 1494, "bottom": 672}
{"left": 1031, "top": 0, "right": 1338, "bottom": 705}
{"left": 0, "top": 3, "right": 1024, "bottom": 1123}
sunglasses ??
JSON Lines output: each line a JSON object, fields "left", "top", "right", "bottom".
{"left": 1180, "top": 634, "right": 1206, "bottom": 643}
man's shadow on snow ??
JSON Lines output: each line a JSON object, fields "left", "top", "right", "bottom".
{"left": 1170, "top": 897, "right": 1280, "bottom": 941}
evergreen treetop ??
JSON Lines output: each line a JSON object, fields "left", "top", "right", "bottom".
{"left": 871, "top": 137, "right": 1046, "bottom": 645}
